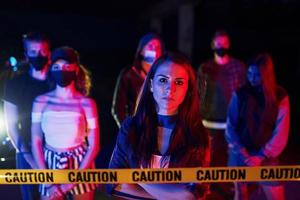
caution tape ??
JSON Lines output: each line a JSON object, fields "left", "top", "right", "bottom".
{"left": 1, "top": 166, "right": 300, "bottom": 184}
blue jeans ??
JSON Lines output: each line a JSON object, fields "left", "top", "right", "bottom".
{"left": 16, "top": 153, "right": 39, "bottom": 200}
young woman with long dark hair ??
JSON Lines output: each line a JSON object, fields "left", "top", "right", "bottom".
{"left": 108, "top": 53, "right": 210, "bottom": 200}
{"left": 226, "top": 53, "right": 290, "bottom": 200}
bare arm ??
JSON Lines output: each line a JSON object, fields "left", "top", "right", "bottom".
{"left": 79, "top": 98, "right": 100, "bottom": 169}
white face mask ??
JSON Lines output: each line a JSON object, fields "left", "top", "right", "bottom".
{"left": 142, "top": 50, "right": 157, "bottom": 64}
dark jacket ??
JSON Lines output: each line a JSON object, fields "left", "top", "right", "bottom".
{"left": 111, "top": 66, "right": 144, "bottom": 127}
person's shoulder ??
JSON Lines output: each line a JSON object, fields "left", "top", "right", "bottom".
{"left": 80, "top": 96, "right": 97, "bottom": 108}
{"left": 34, "top": 91, "right": 53, "bottom": 103}
{"left": 119, "top": 66, "right": 134, "bottom": 75}
{"left": 4, "top": 73, "right": 30, "bottom": 95}
{"left": 276, "top": 86, "right": 289, "bottom": 100}
{"left": 199, "top": 59, "right": 214, "bottom": 67}
{"left": 229, "top": 57, "right": 245, "bottom": 66}
{"left": 6, "top": 72, "right": 28, "bottom": 84}
{"left": 197, "top": 59, "right": 214, "bottom": 72}
{"left": 116, "top": 65, "right": 139, "bottom": 81}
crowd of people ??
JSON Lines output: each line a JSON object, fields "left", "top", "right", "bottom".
{"left": 0, "top": 30, "right": 291, "bottom": 200}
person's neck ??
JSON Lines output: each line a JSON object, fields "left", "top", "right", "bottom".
{"left": 214, "top": 54, "right": 230, "bottom": 65}
{"left": 29, "top": 66, "right": 48, "bottom": 81}
{"left": 157, "top": 114, "right": 177, "bottom": 129}
{"left": 55, "top": 84, "right": 76, "bottom": 99}
{"left": 157, "top": 109, "right": 178, "bottom": 116}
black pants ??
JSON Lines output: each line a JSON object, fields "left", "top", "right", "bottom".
{"left": 207, "top": 128, "right": 234, "bottom": 200}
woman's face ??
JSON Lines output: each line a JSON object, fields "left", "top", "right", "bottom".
{"left": 151, "top": 62, "right": 189, "bottom": 115}
{"left": 247, "top": 65, "right": 261, "bottom": 87}
{"left": 51, "top": 59, "right": 78, "bottom": 87}
{"left": 51, "top": 59, "right": 77, "bottom": 72}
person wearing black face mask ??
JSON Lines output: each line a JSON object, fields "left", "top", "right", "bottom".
{"left": 31, "top": 46, "right": 100, "bottom": 200}
{"left": 3, "top": 32, "right": 51, "bottom": 200}
{"left": 213, "top": 47, "right": 229, "bottom": 58}
{"left": 196, "top": 30, "right": 246, "bottom": 199}
{"left": 51, "top": 68, "right": 77, "bottom": 87}
{"left": 27, "top": 54, "right": 49, "bottom": 71}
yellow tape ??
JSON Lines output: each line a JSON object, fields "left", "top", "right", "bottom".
{"left": 1, "top": 166, "right": 300, "bottom": 184}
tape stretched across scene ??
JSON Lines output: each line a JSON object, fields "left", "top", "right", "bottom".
{"left": 1, "top": 166, "right": 300, "bottom": 184}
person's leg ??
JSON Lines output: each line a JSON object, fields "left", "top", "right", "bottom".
{"left": 16, "top": 153, "right": 39, "bottom": 200}
{"left": 208, "top": 129, "right": 228, "bottom": 167}
{"left": 262, "top": 185, "right": 285, "bottom": 200}
{"left": 234, "top": 182, "right": 249, "bottom": 200}
{"left": 208, "top": 129, "right": 234, "bottom": 200}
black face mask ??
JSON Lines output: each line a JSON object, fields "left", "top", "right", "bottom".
{"left": 28, "top": 56, "right": 49, "bottom": 71}
{"left": 51, "top": 71, "right": 76, "bottom": 87}
{"left": 214, "top": 48, "right": 229, "bottom": 57}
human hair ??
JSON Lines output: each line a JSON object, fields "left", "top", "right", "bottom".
{"left": 22, "top": 31, "right": 51, "bottom": 51}
{"left": 212, "top": 30, "right": 230, "bottom": 41}
{"left": 247, "top": 53, "right": 277, "bottom": 105}
{"left": 129, "top": 52, "right": 209, "bottom": 167}
{"left": 75, "top": 64, "right": 92, "bottom": 96}
{"left": 133, "top": 33, "right": 165, "bottom": 71}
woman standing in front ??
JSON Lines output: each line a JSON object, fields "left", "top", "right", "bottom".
{"left": 32, "top": 46, "right": 100, "bottom": 200}
{"left": 226, "top": 53, "right": 290, "bottom": 200}
{"left": 108, "top": 53, "right": 210, "bottom": 200}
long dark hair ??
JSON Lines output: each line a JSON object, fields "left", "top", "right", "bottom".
{"left": 133, "top": 33, "right": 165, "bottom": 71}
{"left": 129, "top": 52, "right": 209, "bottom": 167}
{"left": 247, "top": 53, "right": 277, "bottom": 106}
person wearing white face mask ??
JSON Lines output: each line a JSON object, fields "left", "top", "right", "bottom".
{"left": 111, "top": 33, "right": 165, "bottom": 128}
{"left": 31, "top": 47, "right": 100, "bottom": 200}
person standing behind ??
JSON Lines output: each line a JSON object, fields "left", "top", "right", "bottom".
{"left": 3, "top": 32, "right": 51, "bottom": 200}
{"left": 31, "top": 46, "right": 100, "bottom": 200}
{"left": 197, "top": 30, "right": 246, "bottom": 199}
{"left": 226, "top": 53, "right": 289, "bottom": 200}
{"left": 111, "top": 33, "right": 165, "bottom": 127}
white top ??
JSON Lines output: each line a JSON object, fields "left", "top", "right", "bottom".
{"left": 41, "top": 111, "right": 87, "bottom": 149}
{"left": 150, "top": 154, "right": 170, "bottom": 169}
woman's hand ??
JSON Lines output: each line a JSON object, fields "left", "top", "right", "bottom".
{"left": 60, "top": 184, "right": 75, "bottom": 194}
{"left": 47, "top": 184, "right": 64, "bottom": 199}
{"left": 245, "top": 156, "right": 264, "bottom": 166}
